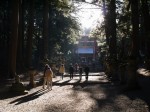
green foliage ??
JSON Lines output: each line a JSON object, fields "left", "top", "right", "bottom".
{"left": 44, "top": 0, "right": 80, "bottom": 63}
{"left": 90, "top": 0, "right": 133, "bottom": 60}
{"left": 0, "top": 0, "right": 80, "bottom": 72}
{"left": 2, "top": 0, "right": 149, "bottom": 75}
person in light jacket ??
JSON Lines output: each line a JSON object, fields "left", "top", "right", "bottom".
{"left": 59, "top": 64, "right": 65, "bottom": 80}
{"left": 79, "top": 65, "right": 83, "bottom": 80}
{"left": 43, "top": 64, "right": 53, "bottom": 90}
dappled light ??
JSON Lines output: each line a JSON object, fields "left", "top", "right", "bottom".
{"left": 0, "top": 0, "right": 150, "bottom": 112}
{"left": 0, "top": 72, "right": 150, "bottom": 111}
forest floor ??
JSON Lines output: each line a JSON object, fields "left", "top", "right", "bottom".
{"left": 0, "top": 69, "right": 150, "bottom": 112}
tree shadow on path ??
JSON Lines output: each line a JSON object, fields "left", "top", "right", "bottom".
{"left": 71, "top": 76, "right": 150, "bottom": 112}
{"left": 9, "top": 89, "right": 49, "bottom": 105}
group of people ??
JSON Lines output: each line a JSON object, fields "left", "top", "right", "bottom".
{"left": 52, "top": 63, "right": 90, "bottom": 80}
{"left": 42, "top": 63, "right": 90, "bottom": 90}
{"left": 68, "top": 63, "right": 90, "bottom": 80}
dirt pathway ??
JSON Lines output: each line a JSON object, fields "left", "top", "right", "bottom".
{"left": 0, "top": 72, "right": 149, "bottom": 112}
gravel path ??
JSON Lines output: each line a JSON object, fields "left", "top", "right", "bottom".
{"left": 0, "top": 72, "right": 149, "bottom": 112}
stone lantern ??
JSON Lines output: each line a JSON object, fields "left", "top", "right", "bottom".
{"left": 10, "top": 73, "right": 26, "bottom": 94}
{"left": 28, "top": 67, "right": 36, "bottom": 88}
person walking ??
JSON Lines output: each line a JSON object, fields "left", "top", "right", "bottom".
{"left": 59, "top": 64, "right": 65, "bottom": 80}
{"left": 69, "top": 64, "right": 74, "bottom": 79}
{"left": 79, "top": 65, "right": 83, "bottom": 80}
{"left": 84, "top": 65, "right": 90, "bottom": 81}
{"left": 74, "top": 63, "right": 79, "bottom": 73}
{"left": 43, "top": 64, "right": 53, "bottom": 90}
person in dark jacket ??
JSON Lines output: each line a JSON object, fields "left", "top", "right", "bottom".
{"left": 84, "top": 65, "right": 90, "bottom": 81}
{"left": 74, "top": 63, "right": 79, "bottom": 73}
{"left": 69, "top": 64, "right": 74, "bottom": 79}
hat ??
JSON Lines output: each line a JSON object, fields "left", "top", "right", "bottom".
{"left": 45, "top": 64, "right": 50, "bottom": 68}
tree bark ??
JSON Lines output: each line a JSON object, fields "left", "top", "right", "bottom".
{"left": 102, "top": 0, "right": 109, "bottom": 46}
{"left": 17, "top": 0, "right": 25, "bottom": 72}
{"left": 129, "top": 0, "right": 139, "bottom": 57}
{"left": 105, "top": 0, "right": 118, "bottom": 80}
{"left": 141, "top": 0, "right": 150, "bottom": 69}
{"left": 43, "top": 0, "right": 49, "bottom": 59}
{"left": 26, "top": 0, "right": 34, "bottom": 68}
{"left": 109, "top": 0, "right": 117, "bottom": 59}
{"left": 126, "top": 0, "right": 139, "bottom": 90}
{"left": 8, "top": 0, "right": 19, "bottom": 78}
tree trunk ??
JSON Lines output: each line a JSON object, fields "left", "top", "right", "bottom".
{"left": 141, "top": 0, "right": 150, "bottom": 69}
{"left": 43, "top": 0, "right": 49, "bottom": 59}
{"left": 105, "top": 0, "right": 118, "bottom": 80}
{"left": 102, "top": 0, "right": 109, "bottom": 46}
{"left": 126, "top": 0, "right": 139, "bottom": 90}
{"left": 17, "top": 0, "right": 25, "bottom": 73}
{"left": 109, "top": 0, "right": 117, "bottom": 59}
{"left": 8, "top": 0, "right": 19, "bottom": 78}
{"left": 129, "top": 0, "right": 139, "bottom": 57}
{"left": 26, "top": 0, "right": 34, "bottom": 68}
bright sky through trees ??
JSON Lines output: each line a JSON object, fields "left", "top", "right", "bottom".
{"left": 74, "top": 2, "right": 104, "bottom": 29}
